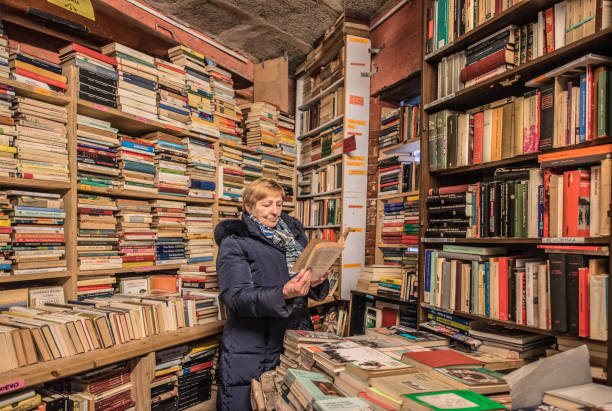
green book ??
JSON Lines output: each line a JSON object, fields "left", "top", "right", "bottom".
{"left": 514, "top": 182, "right": 524, "bottom": 238}
{"left": 436, "top": 0, "right": 449, "bottom": 49}
{"left": 402, "top": 390, "right": 505, "bottom": 410}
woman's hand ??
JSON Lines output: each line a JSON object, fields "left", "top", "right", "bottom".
{"left": 310, "top": 268, "right": 331, "bottom": 287}
{"left": 283, "top": 269, "right": 311, "bottom": 299}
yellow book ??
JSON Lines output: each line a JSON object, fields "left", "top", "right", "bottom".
{"left": 0, "top": 145, "right": 16, "bottom": 154}
{"left": 122, "top": 261, "right": 155, "bottom": 268}
{"left": 379, "top": 276, "right": 402, "bottom": 286}
{"left": 12, "top": 60, "right": 67, "bottom": 83}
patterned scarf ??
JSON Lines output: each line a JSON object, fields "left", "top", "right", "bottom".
{"left": 248, "top": 213, "right": 303, "bottom": 275}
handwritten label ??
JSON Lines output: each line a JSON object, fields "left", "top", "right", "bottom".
{"left": 134, "top": 116, "right": 147, "bottom": 123}
{"left": 349, "top": 37, "right": 368, "bottom": 44}
{"left": 0, "top": 380, "right": 24, "bottom": 394}
{"left": 348, "top": 119, "right": 367, "bottom": 126}
{"left": 343, "top": 263, "right": 362, "bottom": 269}
{"left": 346, "top": 155, "right": 365, "bottom": 161}
{"left": 347, "top": 124, "right": 355, "bottom": 130}
{"left": 348, "top": 205, "right": 363, "bottom": 209}
{"left": 80, "top": 184, "right": 92, "bottom": 190}
{"left": 346, "top": 161, "right": 365, "bottom": 167}
{"left": 349, "top": 227, "right": 363, "bottom": 232}
{"left": 346, "top": 131, "right": 362, "bottom": 136}
{"left": 349, "top": 95, "right": 364, "bottom": 106}
{"left": 94, "top": 104, "right": 109, "bottom": 111}
{"left": 48, "top": 0, "right": 95, "bottom": 20}
{"left": 348, "top": 170, "right": 366, "bottom": 175}
{"left": 166, "top": 125, "right": 182, "bottom": 132}
{"left": 350, "top": 62, "right": 366, "bottom": 67}
{"left": 33, "top": 87, "right": 50, "bottom": 96}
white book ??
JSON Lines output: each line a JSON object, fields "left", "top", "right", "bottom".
{"left": 482, "top": 109, "right": 493, "bottom": 163}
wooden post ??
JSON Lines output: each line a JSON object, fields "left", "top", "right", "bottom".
{"left": 130, "top": 352, "right": 155, "bottom": 411}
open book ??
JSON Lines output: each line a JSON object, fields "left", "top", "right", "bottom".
{"left": 292, "top": 229, "right": 350, "bottom": 281}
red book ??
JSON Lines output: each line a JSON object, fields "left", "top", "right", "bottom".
{"left": 59, "top": 43, "right": 118, "bottom": 66}
{"left": 77, "top": 284, "right": 115, "bottom": 292}
{"left": 402, "top": 350, "right": 483, "bottom": 369}
{"left": 498, "top": 257, "right": 509, "bottom": 321}
{"left": 428, "top": 184, "right": 470, "bottom": 195}
{"left": 121, "top": 255, "right": 155, "bottom": 262}
{"left": 545, "top": 7, "right": 555, "bottom": 53}
{"left": 381, "top": 307, "right": 398, "bottom": 327}
{"left": 520, "top": 271, "right": 527, "bottom": 325}
{"left": 563, "top": 170, "right": 591, "bottom": 237}
{"left": 14, "top": 68, "right": 67, "bottom": 90}
{"left": 460, "top": 48, "right": 514, "bottom": 83}
{"left": 473, "top": 112, "right": 484, "bottom": 164}
{"left": 155, "top": 61, "right": 185, "bottom": 75}
{"left": 578, "top": 267, "right": 590, "bottom": 337}
{"left": 379, "top": 165, "right": 402, "bottom": 173}
{"left": 543, "top": 169, "right": 552, "bottom": 237}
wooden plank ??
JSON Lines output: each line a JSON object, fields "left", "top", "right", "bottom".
{"left": 0, "top": 178, "right": 70, "bottom": 191}
{"left": 0, "top": 273, "right": 71, "bottom": 284}
{"left": 78, "top": 264, "right": 183, "bottom": 277}
{"left": 0, "top": 321, "right": 224, "bottom": 390}
{"left": 78, "top": 185, "right": 215, "bottom": 205}
{"left": 0, "top": 78, "right": 70, "bottom": 106}
{"left": 131, "top": 352, "right": 155, "bottom": 411}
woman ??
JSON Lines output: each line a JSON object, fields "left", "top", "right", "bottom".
{"left": 214, "top": 178, "right": 330, "bottom": 410}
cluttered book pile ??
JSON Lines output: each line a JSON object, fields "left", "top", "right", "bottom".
{"left": 251, "top": 327, "right": 612, "bottom": 411}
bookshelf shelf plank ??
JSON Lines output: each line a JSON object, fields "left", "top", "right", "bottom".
{"left": 424, "top": 0, "right": 560, "bottom": 63}
{"left": 218, "top": 199, "right": 242, "bottom": 206}
{"left": 379, "top": 137, "right": 421, "bottom": 156}
{"left": 371, "top": 69, "right": 422, "bottom": 103}
{"left": 424, "top": 28, "right": 612, "bottom": 112}
{"left": 218, "top": 140, "right": 296, "bottom": 161}
{"left": 298, "top": 115, "right": 344, "bottom": 140}
{"left": 297, "top": 154, "right": 343, "bottom": 170}
{"left": 0, "top": 321, "right": 224, "bottom": 390}
{"left": 420, "top": 237, "right": 611, "bottom": 244}
{"left": 1, "top": 78, "right": 71, "bottom": 106}
{"left": 304, "top": 224, "right": 341, "bottom": 229}
{"left": 77, "top": 185, "right": 215, "bottom": 205}
{"left": 308, "top": 295, "right": 337, "bottom": 308}
{"left": 430, "top": 136, "right": 612, "bottom": 176}
{"left": 299, "top": 76, "right": 345, "bottom": 111}
{"left": 78, "top": 264, "right": 184, "bottom": 277}
{"left": 378, "top": 243, "right": 418, "bottom": 248}
{"left": 0, "top": 178, "right": 71, "bottom": 191}
{"left": 0, "top": 273, "right": 71, "bottom": 284}
{"left": 297, "top": 188, "right": 342, "bottom": 200}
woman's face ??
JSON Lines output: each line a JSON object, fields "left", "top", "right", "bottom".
{"left": 248, "top": 193, "right": 283, "bottom": 228}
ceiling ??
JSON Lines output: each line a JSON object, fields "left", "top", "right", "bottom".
{"left": 142, "top": 0, "right": 396, "bottom": 72}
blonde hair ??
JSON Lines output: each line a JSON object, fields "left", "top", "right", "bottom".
{"left": 243, "top": 178, "right": 285, "bottom": 210}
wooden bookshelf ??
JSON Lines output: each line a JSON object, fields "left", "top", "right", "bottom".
{"left": 0, "top": 178, "right": 71, "bottom": 191}
{"left": 298, "top": 115, "right": 344, "bottom": 140}
{"left": 2, "top": 77, "right": 71, "bottom": 106}
{"left": 78, "top": 264, "right": 184, "bottom": 277}
{"left": 371, "top": 69, "right": 422, "bottom": 103}
{"left": 297, "top": 189, "right": 342, "bottom": 200}
{"left": 78, "top": 185, "right": 216, "bottom": 205}
{"left": 308, "top": 295, "right": 337, "bottom": 308}
{"left": 379, "top": 137, "right": 421, "bottom": 156}
{"left": 348, "top": 290, "right": 418, "bottom": 335}
{"left": 377, "top": 191, "right": 420, "bottom": 200}
{"left": 0, "top": 321, "right": 224, "bottom": 391}
{"left": 297, "top": 153, "right": 343, "bottom": 170}
{"left": 419, "top": 0, "right": 612, "bottom": 385}
{"left": 0, "top": 273, "right": 71, "bottom": 284}
{"left": 299, "top": 76, "right": 345, "bottom": 111}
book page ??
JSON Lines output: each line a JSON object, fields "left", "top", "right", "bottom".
{"left": 305, "top": 245, "right": 343, "bottom": 280}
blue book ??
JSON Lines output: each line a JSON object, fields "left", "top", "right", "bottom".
{"left": 77, "top": 137, "right": 117, "bottom": 147}
{"left": 74, "top": 58, "right": 118, "bottom": 80}
{"left": 78, "top": 143, "right": 118, "bottom": 153}
{"left": 430, "top": 251, "right": 438, "bottom": 305}
{"left": 538, "top": 185, "right": 544, "bottom": 237}
{"left": 119, "top": 75, "right": 156, "bottom": 91}
{"left": 378, "top": 281, "right": 401, "bottom": 290}
{"left": 121, "top": 140, "right": 155, "bottom": 153}
{"left": 579, "top": 73, "right": 587, "bottom": 142}
{"left": 188, "top": 257, "right": 214, "bottom": 263}
{"left": 157, "top": 140, "right": 186, "bottom": 150}
{"left": 120, "top": 72, "right": 156, "bottom": 87}
{"left": 484, "top": 262, "right": 490, "bottom": 317}
{"left": 16, "top": 53, "right": 62, "bottom": 74}
{"left": 424, "top": 249, "right": 432, "bottom": 297}
{"left": 15, "top": 206, "right": 64, "bottom": 213}
{"left": 158, "top": 104, "right": 190, "bottom": 116}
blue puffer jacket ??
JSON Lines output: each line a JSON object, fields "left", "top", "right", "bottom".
{"left": 214, "top": 212, "right": 329, "bottom": 410}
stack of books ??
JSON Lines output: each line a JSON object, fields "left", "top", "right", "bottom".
{"left": 176, "top": 341, "right": 219, "bottom": 408}
{"left": 9, "top": 51, "right": 67, "bottom": 93}
{"left": 403, "top": 103, "right": 421, "bottom": 141}
{"left": 261, "top": 152, "right": 281, "bottom": 180}
{"left": 118, "top": 135, "right": 157, "bottom": 193}
{"left": 299, "top": 138, "right": 312, "bottom": 165}
{"left": 319, "top": 86, "right": 344, "bottom": 124}
{"left": 153, "top": 346, "right": 184, "bottom": 409}
{"left": 101, "top": 42, "right": 158, "bottom": 120}
{"left": 0, "top": 191, "right": 11, "bottom": 275}
{"left": 155, "top": 58, "right": 190, "bottom": 128}
{"left": 330, "top": 125, "right": 344, "bottom": 156}
{"left": 8, "top": 190, "right": 66, "bottom": 276}
{"left": 468, "top": 325, "right": 555, "bottom": 362}
{"left": 279, "top": 157, "right": 296, "bottom": 206}
{"left": 185, "top": 205, "right": 214, "bottom": 264}
{"left": 68, "top": 364, "right": 135, "bottom": 410}
{"left": 76, "top": 275, "right": 115, "bottom": 301}
{"left": 117, "top": 198, "right": 156, "bottom": 269}
{"left": 296, "top": 197, "right": 340, "bottom": 227}
{"left": 357, "top": 265, "right": 405, "bottom": 295}
{"left": 0, "top": 22, "right": 8, "bottom": 79}
{"left": 382, "top": 202, "right": 405, "bottom": 244}
{"left": 240, "top": 102, "right": 279, "bottom": 148}
{"left": 77, "top": 194, "right": 121, "bottom": 271}
{"left": 242, "top": 151, "right": 263, "bottom": 184}
{"left": 168, "top": 45, "right": 219, "bottom": 138}
{"left": 76, "top": 115, "right": 120, "bottom": 189}
{"left": 59, "top": 43, "right": 118, "bottom": 108}
{"left": 0, "top": 85, "right": 16, "bottom": 177}
{"left": 217, "top": 203, "right": 241, "bottom": 223}
{"left": 183, "top": 136, "right": 216, "bottom": 199}
{"left": 208, "top": 65, "right": 241, "bottom": 143}
{"left": 426, "top": 184, "right": 475, "bottom": 238}
{"left": 218, "top": 145, "right": 245, "bottom": 202}
{"left": 151, "top": 199, "right": 187, "bottom": 266}
{"left": 180, "top": 263, "right": 218, "bottom": 292}
{"left": 378, "top": 154, "right": 416, "bottom": 196}
{"left": 278, "top": 111, "right": 296, "bottom": 156}
{"left": 379, "top": 108, "right": 402, "bottom": 148}
{"left": 13, "top": 97, "right": 69, "bottom": 182}
{"left": 143, "top": 132, "right": 189, "bottom": 197}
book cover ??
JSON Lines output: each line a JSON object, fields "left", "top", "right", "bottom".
{"left": 403, "top": 390, "right": 505, "bottom": 410}
{"left": 401, "top": 350, "right": 483, "bottom": 369}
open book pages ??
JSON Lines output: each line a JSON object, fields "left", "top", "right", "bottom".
{"left": 292, "top": 229, "right": 350, "bottom": 280}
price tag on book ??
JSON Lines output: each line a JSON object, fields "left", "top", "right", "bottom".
{"left": 134, "top": 116, "right": 147, "bottom": 123}
{"left": 0, "top": 380, "right": 24, "bottom": 394}
{"left": 542, "top": 237, "right": 585, "bottom": 244}
{"left": 94, "top": 104, "right": 109, "bottom": 111}
{"left": 80, "top": 184, "right": 92, "bottom": 190}
{"left": 33, "top": 87, "right": 50, "bottom": 96}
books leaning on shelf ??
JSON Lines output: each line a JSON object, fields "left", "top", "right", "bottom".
{"left": 297, "top": 197, "right": 340, "bottom": 227}
{"left": 76, "top": 114, "right": 121, "bottom": 189}
{"left": 426, "top": 160, "right": 611, "bottom": 239}
{"left": 77, "top": 194, "right": 121, "bottom": 271}
{"left": 429, "top": 55, "right": 612, "bottom": 171}
{"left": 10, "top": 48, "right": 67, "bottom": 93}
{"left": 299, "top": 159, "right": 342, "bottom": 197}
{"left": 218, "top": 145, "right": 245, "bottom": 202}
{"left": 378, "top": 154, "right": 420, "bottom": 196}
{"left": 423, "top": 244, "right": 609, "bottom": 340}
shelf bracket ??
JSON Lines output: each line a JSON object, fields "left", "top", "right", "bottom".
{"left": 369, "top": 44, "right": 385, "bottom": 55}
{"left": 361, "top": 67, "right": 378, "bottom": 78}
